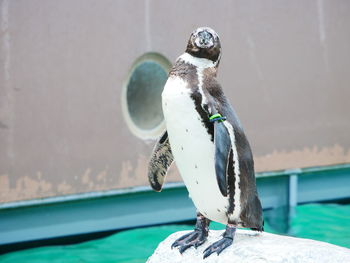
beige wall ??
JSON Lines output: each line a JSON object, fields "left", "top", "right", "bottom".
{"left": 1, "top": 0, "right": 350, "bottom": 203}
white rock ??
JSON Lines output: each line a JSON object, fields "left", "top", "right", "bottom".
{"left": 147, "top": 229, "right": 350, "bottom": 263}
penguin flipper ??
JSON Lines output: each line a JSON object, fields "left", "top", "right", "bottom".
{"left": 214, "top": 121, "right": 232, "bottom": 197}
{"left": 148, "top": 131, "right": 174, "bottom": 192}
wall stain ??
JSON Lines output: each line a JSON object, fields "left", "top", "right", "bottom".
{"left": 57, "top": 181, "right": 73, "bottom": 194}
{"left": 118, "top": 155, "right": 148, "bottom": 187}
{"left": 81, "top": 168, "right": 94, "bottom": 189}
{"left": 254, "top": 144, "right": 350, "bottom": 172}
{"left": 119, "top": 160, "right": 133, "bottom": 186}
{"left": 1, "top": 145, "right": 350, "bottom": 203}
{"left": 0, "top": 173, "right": 53, "bottom": 203}
{"left": 96, "top": 168, "right": 108, "bottom": 183}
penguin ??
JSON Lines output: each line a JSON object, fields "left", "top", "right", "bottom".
{"left": 148, "top": 27, "right": 263, "bottom": 258}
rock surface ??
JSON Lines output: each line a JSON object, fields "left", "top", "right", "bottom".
{"left": 147, "top": 229, "right": 350, "bottom": 263}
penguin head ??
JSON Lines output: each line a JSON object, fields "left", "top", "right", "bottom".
{"left": 186, "top": 27, "right": 221, "bottom": 64}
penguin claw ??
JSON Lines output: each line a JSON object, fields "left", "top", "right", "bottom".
{"left": 179, "top": 243, "right": 194, "bottom": 254}
{"left": 171, "top": 232, "right": 192, "bottom": 249}
{"left": 203, "top": 237, "right": 233, "bottom": 259}
{"left": 171, "top": 230, "right": 207, "bottom": 253}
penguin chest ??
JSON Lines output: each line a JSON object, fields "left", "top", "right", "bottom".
{"left": 162, "top": 76, "right": 229, "bottom": 224}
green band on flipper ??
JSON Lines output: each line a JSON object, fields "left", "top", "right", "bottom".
{"left": 209, "top": 113, "right": 222, "bottom": 120}
{"left": 209, "top": 113, "right": 227, "bottom": 123}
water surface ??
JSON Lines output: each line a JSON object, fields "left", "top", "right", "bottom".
{"left": 1, "top": 203, "right": 349, "bottom": 263}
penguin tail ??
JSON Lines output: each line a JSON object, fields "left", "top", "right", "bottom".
{"left": 250, "top": 227, "right": 264, "bottom": 232}
{"left": 250, "top": 220, "right": 264, "bottom": 232}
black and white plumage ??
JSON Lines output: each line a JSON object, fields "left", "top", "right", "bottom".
{"left": 148, "top": 27, "right": 263, "bottom": 258}
{"left": 148, "top": 131, "right": 173, "bottom": 191}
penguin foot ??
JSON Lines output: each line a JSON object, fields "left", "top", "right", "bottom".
{"left": 171, "top": 212, "right": 210, "bottom": 254}
{"left": 171, "top": 229, "right": 208, "bottom": 253}
{"left": 203, "top": 225, "right": 236, "bottom": 259}
{"left": 202, "top": 237, "right": 232, "bottom": 258}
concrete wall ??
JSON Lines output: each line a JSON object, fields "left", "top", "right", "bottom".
{"left": 1, "top": 0, "right": 350, "bottom": 203}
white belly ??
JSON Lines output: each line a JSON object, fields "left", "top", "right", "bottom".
{"left": 162, "top": 76, "right": 229, "bottom": 224}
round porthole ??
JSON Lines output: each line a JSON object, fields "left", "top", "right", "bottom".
{"left": 122, "top": 53, "right": 171, "bottom": 140}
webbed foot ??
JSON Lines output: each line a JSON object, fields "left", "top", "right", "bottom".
{"left": 171, "top": 229, "right": 207, "bottom": 253}
{"left": 203, "top": 224, "right": 236, "bottom": 258}
{"left": 171, "top": 212, "right": 210, "bottom": 254}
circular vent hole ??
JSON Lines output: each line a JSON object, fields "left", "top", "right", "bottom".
{"left": 122, "top": 53, "right": 171, "bottom": 139}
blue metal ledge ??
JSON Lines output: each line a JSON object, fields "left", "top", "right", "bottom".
{"left": 1, "top": 164, "right": 350, "bottom": 246}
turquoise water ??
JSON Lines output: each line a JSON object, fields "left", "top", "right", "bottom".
{"left": 1, "top": 203, "right": 349, "bottom": 263}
